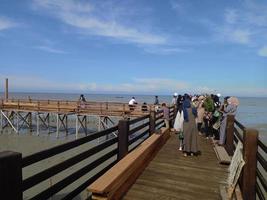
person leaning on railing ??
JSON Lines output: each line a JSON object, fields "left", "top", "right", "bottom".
{"left": 218, "top": 96, "right": 239, "bottom": 146}
{"left": 128, "top": 97, "right": 137, "bottom": 111}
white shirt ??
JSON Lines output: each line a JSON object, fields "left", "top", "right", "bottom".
{"left": 129, "top": 99, "right": 137, "bottom": 105}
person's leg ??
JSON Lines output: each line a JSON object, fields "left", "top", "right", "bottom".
{"left": 164, "top": 119, "right": 169, "bottom": 129}
{"left": 197, "top": 123, "right": 202, "bottom": 135}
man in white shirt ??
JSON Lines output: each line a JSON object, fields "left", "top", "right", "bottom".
{"left": 129, "top": 97, "right": 137, "bottom": 105}
{"left": 129, "top": 97, "right": 137, "bottom": 111}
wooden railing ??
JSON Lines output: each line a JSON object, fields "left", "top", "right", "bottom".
{"left": 0, "top": 106, "right": 175, "bottom": 200}
{"left": 225, "top": 115, "right": 267, "bottom": 200}
{"left": 0, "top": 98, "right": 159, "bottom": 116}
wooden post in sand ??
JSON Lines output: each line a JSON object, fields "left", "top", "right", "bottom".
{"left": 5, "top": 78, "right": 8, "bottom": 100}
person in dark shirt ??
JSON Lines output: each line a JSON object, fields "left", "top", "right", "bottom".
{"left": 141, "top": 102, "right": 148, "bottom": 112}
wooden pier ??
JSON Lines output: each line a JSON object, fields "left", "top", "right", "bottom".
{"left": 0, "top": 98, "right": 158, "bottom": 138}
{"left": 124, "top": 133, "right": 228, "bottom": 200}
{"left": 0, "top": 93, "right": 266, "bottom": 200}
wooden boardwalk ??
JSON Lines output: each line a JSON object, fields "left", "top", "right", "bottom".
{"left": 124, "top": 133, "right": 228, "bottom": 200}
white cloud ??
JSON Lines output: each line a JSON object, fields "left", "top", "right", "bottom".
{"left": 219, "top": 27, "right": 251, "bottom": 44}
{"left": 144, "top": 47, "right": 188, "bottom": 55}
{"left": 258, "top": 46, "right": 267, "bottom": 57}
{"left": 231, "top": 29, "right": 251, "bottom": 44}
{"left": 32, "top": 0, "right": 167, "bottom": 45}
{"left": 224, "top": 9, "right": 238, "bottom": 24}
{"left": 0, "top": 17, "right": 16, "bottom": 30}
{"left": 0, "top": 75, "right": 189, "bottom": 93}
{"left": 170, "top": 0, "right": 183, "bottom": 13}
{"left": 34, "top": 45, "right": 67, "bottom": 54}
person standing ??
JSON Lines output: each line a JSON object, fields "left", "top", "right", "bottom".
{"left": 78, "top": 94, "right": 86, "bottom": 109}
{"left": 129, "top": 97, "right": 137, "bottom": 111}
{"left": 219, "top": 97, "right": 238, "bottom": 145}
{"left": 162, "top": 103, "right": 170, "bottom": 129}
{"left": 182, "top": 94, "right": 198, "bottom": 156}
{"left": 154, "top": 95, "right": 159, "bottom": 112}
{"left": 197, "top": 99, "right": 205, "bottom": 136}
{"left": 174, "top": 106, "right": 184, "bottom": 151}
{"left": 171, "top": 93, "right": 178, "bottom": 105}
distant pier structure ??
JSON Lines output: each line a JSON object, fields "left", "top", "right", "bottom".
{"left": 0, "top": 78, "right": 155, "bottom": 138}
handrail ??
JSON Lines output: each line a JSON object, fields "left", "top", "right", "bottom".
{"left": 232, "top": 118, "right": 266, "bottom": 200}
{"left": 22, "top": 126, "right": 118, "bottom": 167}
{"left": 258, "top": 139, "right": 267, "bottom": 154}
{"left": 22, "top": 137, "right": 117, "bottom": 191}
{"left": 129, "top": 114, "right": 149, "bottom": 125}
{"left": 234, "top": 119, "right": 246, "bottom": 131}
{"left": 0, "top": 108, "right": 167, "bottom": 200}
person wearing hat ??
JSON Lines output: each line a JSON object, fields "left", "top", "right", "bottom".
{"left": 218, "top": 96, "right": 238, "bottom": 145}
{"left": 171, "top": 93, "right": 178, "bottom": 105}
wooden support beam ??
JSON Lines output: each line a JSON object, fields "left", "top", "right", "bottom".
{"left": 241, "top": 128, "right": 258, "bottom": 200}
{"left": 1, "top": 110, "right": 18, "bottom": 133}
{"left": 36, "top": 112, "right": 40, "bottom": 136}
{"left": 118, "top": 119, "right": 129, "bottom": 160}
{"left": 56, "top": 113, "right": 59, "bottom": 138}
{"left": 149, "top": 111, "right": 156, "bottom": 136}
{"left": 0, "top": 151, "right": 22, "bottom": 200}
{"left": 226, "top": 115, "right": 235, "bottom": 156}
{"left": 5, "top": 78, "right": 8, "bottom": 100}
{"left": 75, "top": 115, "right": 79, "bottom": 139}
{"left": 28, "top": 112, "right": 32, "bottom": 132}
{"left": 0, "top": 110, "right": 3, "bottom": 133}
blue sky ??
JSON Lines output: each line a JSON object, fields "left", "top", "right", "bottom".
{"left": 0, "top": 0, "right": 266, "bottom": 96}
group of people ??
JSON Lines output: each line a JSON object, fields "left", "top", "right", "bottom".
{"left": 128, "top": 95, "right": 160, "bottom": 112}
{"left": 173, "top": 93, "right": 239, "bottom": 157}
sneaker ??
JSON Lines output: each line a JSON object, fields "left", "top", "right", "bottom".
{"left": 179, "top": 147, "right": 182, "bottom": 151}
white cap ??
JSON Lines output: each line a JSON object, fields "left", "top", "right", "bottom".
{"left": 173, "top": 92, "right": 178, "bottom": 96}
{"left": 217, "top": 93, "right": 221, "bottom": 97}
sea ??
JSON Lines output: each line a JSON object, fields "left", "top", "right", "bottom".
{"left": 1, "top": 92, "right": 266, "bottom": 140}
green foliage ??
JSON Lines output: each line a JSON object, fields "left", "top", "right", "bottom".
{"left": 204, "top": 97, "right": 214, "bottom": 112}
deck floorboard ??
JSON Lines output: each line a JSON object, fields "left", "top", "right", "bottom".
{"left": 124, "top": 133, "right": 228, "bottom": 200}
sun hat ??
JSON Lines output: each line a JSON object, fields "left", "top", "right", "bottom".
{"left": 173, "top": 92, "right": 178, "bottom": 96}
{"left": 227, "top": 97, "right": 239, "bottom": 106}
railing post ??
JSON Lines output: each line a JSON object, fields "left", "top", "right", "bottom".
{"left": 149, "top": 111, "right": 156, "bottom": 135}
{"left": 225, "top": 115, "right": 235, "bottom": 156}
{"left": 241, "top": 128, "right": 258, "bottom": 200}
{"left": 5, "top": 78, "right": 8, "bottom": 100}
{"left": 0, "top": 151, "right": 22, "bottom": 200}
{"left": 118, "top": 119, "right": 129, "bottom": 160}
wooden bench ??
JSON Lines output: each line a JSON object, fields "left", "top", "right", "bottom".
{"left": 212, "top": 138, "right": 232, "bottom": 165}
{"left": 87, "top": 127, "right": 170, "bottom": 200}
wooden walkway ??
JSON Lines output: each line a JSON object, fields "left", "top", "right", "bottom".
{"left": 0, "top": 99, "right": 155, "bottom": 117}
{"left": 124, "top": 133, "right": 228, "bottom": 200}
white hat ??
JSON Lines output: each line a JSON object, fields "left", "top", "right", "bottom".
{"left": 217, "top": 93, "right": 221, "bottom": 97}
{"left": 173, "top": 92, "right": 178, "bottom": 96}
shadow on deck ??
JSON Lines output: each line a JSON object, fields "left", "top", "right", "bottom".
{"left": 124, "top": 133, "right": 228, "bottom": 200}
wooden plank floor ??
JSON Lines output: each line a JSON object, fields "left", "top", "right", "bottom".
{"left": 124, "top": 133, "right": 228, "bottom": 200}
